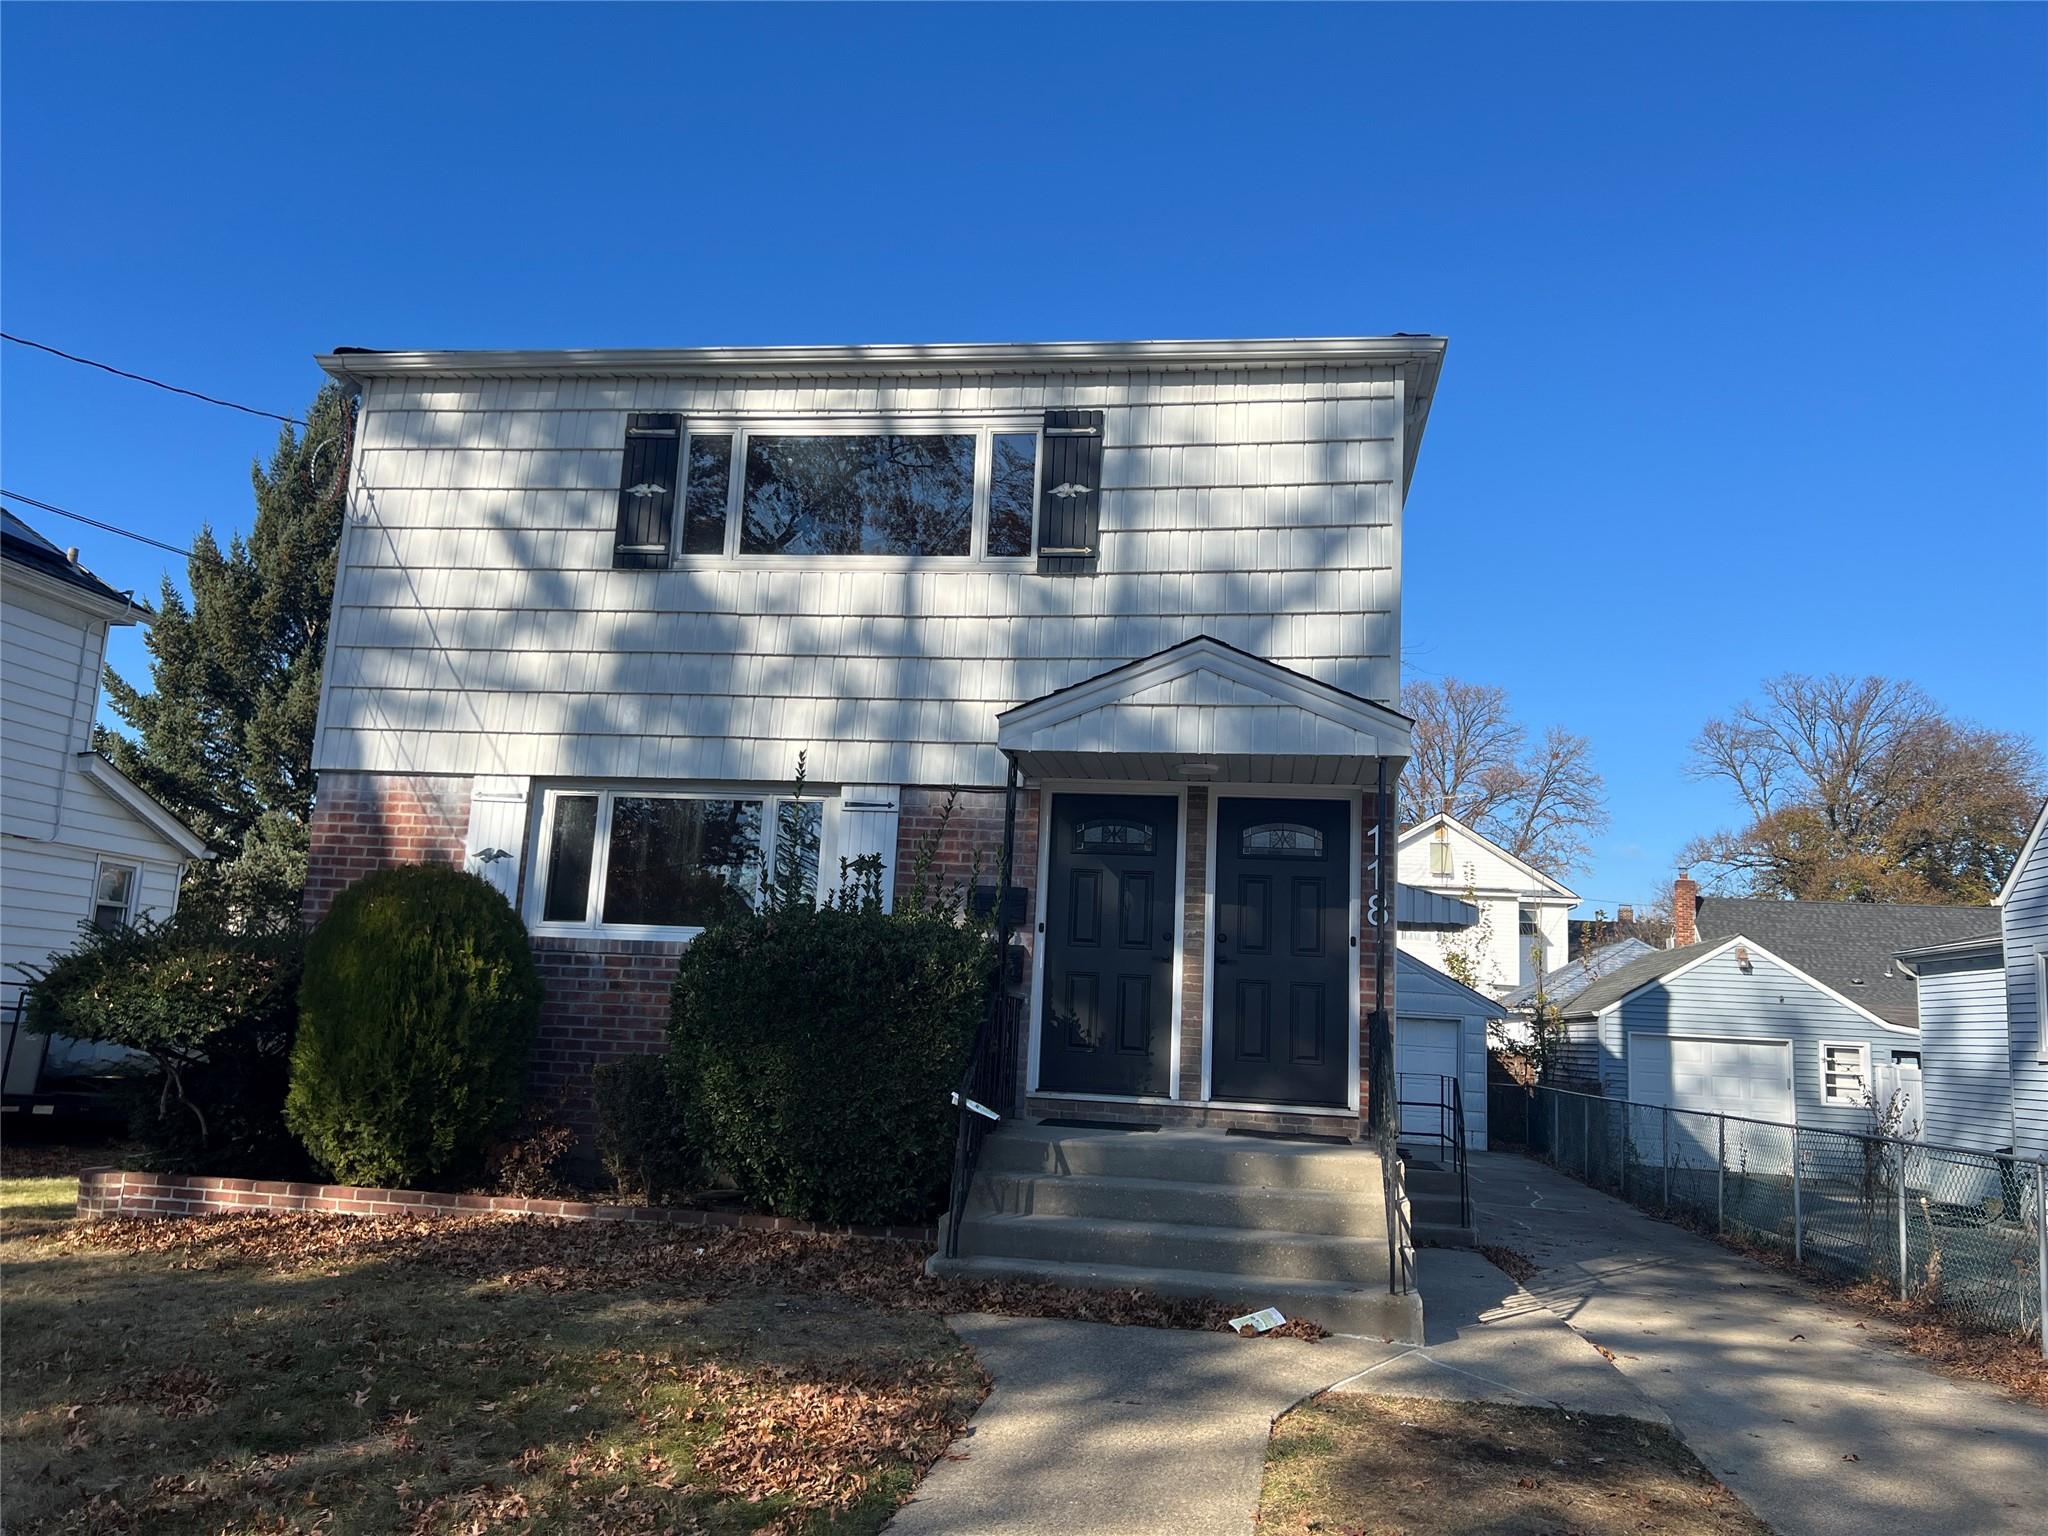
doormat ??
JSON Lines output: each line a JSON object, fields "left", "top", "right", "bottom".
{"left": 1038, "top": 1118, "right": 1162, "bottom": 1133}
{"left": 1226, "top": 1128, "right": 1353, "bottom": 1145}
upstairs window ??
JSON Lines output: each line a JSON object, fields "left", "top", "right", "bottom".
{"left": 532, "top": 787, "right": 823, "bottom": 939}
{"left": 629, "top": 421, "right": 1041, "bottom": 565}
{"left": 90, "top": 861, "right": 138, "bottom": 933}
{"left": 1821, "top": 1041, "right": 1869, "bottom": 1106}
{"left": 742, "top": 433, "right": 977, "bottom": 556}
{"left": 1428, "top": 839, "right": 1453, "bottom": 878}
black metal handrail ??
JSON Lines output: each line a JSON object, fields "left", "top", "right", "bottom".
{"left": 943, "top": 982, "right": 1020, "bottom": 1260}
{"left": 1396, "top": 1071, "right": 1472, "bottom": 1230}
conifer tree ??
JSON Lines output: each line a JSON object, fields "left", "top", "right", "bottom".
{"left": 99, "top": 383, "right": 355, "bottom": 926}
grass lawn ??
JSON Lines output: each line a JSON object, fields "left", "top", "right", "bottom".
{"left": 1259, "top": 1393, "right": 1772, "bottom": 1536}
{"left": 0, "top": 1159, "right": 984, "bottom": 1534}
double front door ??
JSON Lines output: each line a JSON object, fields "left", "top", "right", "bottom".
{"left": 1037, "top": 791, "right": 1354, "bottom": 1110}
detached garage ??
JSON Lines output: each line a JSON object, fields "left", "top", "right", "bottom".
{"left": 1394, "top": 952, "right": 1498, "bottom": 1151}
{"left": 1560, "top": 935, "right": 1918, "bottom": 1137}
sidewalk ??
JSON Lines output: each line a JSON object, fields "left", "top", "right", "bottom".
{"left": 1471, "top": 1150, "right": 2047, "bottom": 1536}
{"left": 890, "top": 1248, "right": 1657, "bottom": 1535}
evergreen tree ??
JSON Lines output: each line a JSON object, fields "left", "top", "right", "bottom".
{"left": 100, "top": 383, "right": 355, "bottom": 926}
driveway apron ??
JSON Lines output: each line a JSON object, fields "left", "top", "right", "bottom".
{"left": 1472, "top": 1151, "right": 2047, "bottom": 1536}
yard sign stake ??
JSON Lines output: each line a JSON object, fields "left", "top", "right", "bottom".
{"left": 1896, "top": 1143, "right": 1910, "bottom": 1301}
{"left": 1716, "top": 1116, "right": 1725, "bottom": 1233}
{"left": 1792, "top": 1128, "right": 1804, "bottom": 1265}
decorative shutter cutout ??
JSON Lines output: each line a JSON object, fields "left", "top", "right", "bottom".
{"left": 612, "top": 413, "right": 681, "bottom": 569}
{"left": 1036, "top": 409, "right": 1104, "bottom": 576}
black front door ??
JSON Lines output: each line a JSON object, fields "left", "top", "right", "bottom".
{"left": 1038, "top": 793, "right": 1179, "bottom": 1097}
{"left": 1212, "top": 796, "right": 1352, "bottom": 1107}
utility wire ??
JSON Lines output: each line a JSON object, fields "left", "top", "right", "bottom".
{"left": 1, "top": 489, "right": 196, "bottom": 560}
{"left": 1, "top": 333, "right": 305, "bottom": 428}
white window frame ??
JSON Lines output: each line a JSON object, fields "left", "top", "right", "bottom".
{"left": 1819, "top": 1039, "right": 1871, "bottom": 1106}
{"left": 670, "top": 418, "right": 1044, "bottom": 570}
{"left": 524, "top": 784, "right": 829, "bottom": 942}
{"left": 2037, "top": 951, "right": 2048, "bottom": 1064}
{"left": 90, "top": 858, "right": 140, "bottom": 932}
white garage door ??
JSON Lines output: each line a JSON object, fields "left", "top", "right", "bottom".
{"left": 1628, "top": 1034, "right": 1793, "bottom": 1124}
{"left": 1396, "top": 1017, "right": 1462, "bottom": 1141}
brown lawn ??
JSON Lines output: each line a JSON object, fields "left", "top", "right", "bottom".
{"left": 1259, "top": 1393, "right": 1773, "bottom": 1536}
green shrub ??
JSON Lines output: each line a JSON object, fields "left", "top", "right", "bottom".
{"left": 286, "top": 865, "right": 543, "bottom": 1187}
{"left": 667, "top": 849, "right": 996, "bottom": 1227}
{"left": 593, "top": 1054, "right": 701, "bottom": 1205}
{"left": 22, "top": 911, "right": 304, "bottom": 1175}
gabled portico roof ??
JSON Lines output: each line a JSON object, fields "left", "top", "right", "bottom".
{"left": 996, "top": 636, "right": 1412, "bottom": 786}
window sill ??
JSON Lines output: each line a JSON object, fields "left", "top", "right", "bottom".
{"left": 528, "top": 924, "right": 705, "bottom": 946}
{"left": 664, "top": 554, "right": 1038, "bottom": 573}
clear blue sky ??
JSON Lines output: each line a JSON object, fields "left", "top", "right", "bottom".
{"left": 5, "top": 3, "right": 2043, "bottom": 917}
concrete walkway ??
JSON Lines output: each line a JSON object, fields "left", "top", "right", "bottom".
{"left": 890, "top": 1249, "right": 1655, "bottom": 1535}
{"left": 1472, "top": 1151, "right": 2048, "bottom": 1536}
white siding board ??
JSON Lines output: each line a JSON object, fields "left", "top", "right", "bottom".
{"left": 322, "top": 365, "right": 1404, "bottom": 788}
{"left": 2003, "top": 826, "right": 2048, "bottom": 1158}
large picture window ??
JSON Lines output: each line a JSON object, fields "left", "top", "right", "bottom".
{"left": 670, "top": 422, "right": 1040, "bottom": 564}
{"left": 531, "top": 787, "right": 823, "bottom": 938}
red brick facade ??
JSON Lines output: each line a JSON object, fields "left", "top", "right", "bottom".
{"left": 300, "top": 772, "right": 1393, "bottom": 1146}
{"left": 303, "top": 771, "right": 469, "bottom": 924}
{"left": 74, "top": 1166, "right": 932, "bottom": 1242}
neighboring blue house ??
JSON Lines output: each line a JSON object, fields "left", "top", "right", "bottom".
{"left": 1895, "top": 935, "right": 2008, "bottom": 1152}
{"left": 1558, "top": 936, "right": 1922, "bottom": 1135}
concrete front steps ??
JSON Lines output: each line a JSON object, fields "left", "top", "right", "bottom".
{"left": 1403, "top": 1156, "right": 1476, "bottom": 1248}
{"left": 927, "top": 1122, "right": 1424, "bottom": 1341}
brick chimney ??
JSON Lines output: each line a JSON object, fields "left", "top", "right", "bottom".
{"left": 1672, "top": 875, "right": 1699, "bottom": 948}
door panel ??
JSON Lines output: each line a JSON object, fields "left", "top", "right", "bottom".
{"left": 1039, "top": 793, "right": 1179, "bottom": 1097}
{"left": 1212, "top": 797, "right": 1352, "bottom": 1107}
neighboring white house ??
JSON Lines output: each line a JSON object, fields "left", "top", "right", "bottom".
{"left": 306, "top": 335, "right": 1448, "bottom": 1142}
{"left": 1998, "top": 800, "right": 2048, "bottom": 1159}
{"left": 1395, "top": 811, "right": 1576, "bottom": 997}
{"left": 1, "top": 511, "right": 209, "bottom": 1099}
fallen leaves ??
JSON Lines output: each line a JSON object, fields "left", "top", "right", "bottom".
{"left": 51, "top": 1208, "right": 1333, "bottom": 1338}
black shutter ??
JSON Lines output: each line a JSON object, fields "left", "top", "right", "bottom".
{"left": 612, "top": 413, "right": 681, "bottom": 569}
{"left": 1036, "top": 409, "right": 1104, "bottom": 576}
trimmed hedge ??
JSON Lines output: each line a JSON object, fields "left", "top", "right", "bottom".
{"left": 22, "top": 911, "right": 304, "bottom": 1175}
{"left": 286, "top": 865, "right": 543, "bottom": 1187}
{"left": 593, "top": 1054, "right": 701, "bottom": 1205}
{"left": 667, "top": 871, "right": 994, "bottom": 1226}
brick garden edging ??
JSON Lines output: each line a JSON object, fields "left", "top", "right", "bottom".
{"left": 74, "top": 1168, "right": 937, "bottom": 1244}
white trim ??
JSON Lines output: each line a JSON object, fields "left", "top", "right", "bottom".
{"left": 1201, "top": 786, "right": 1363, "bottom": 1115}
{"left": 89, "top": 856, "right": 140, "bottom": 931}
{"left": 74, "top": 754, "right": 211, "bottom": 860}
{"left": 0, "top": 558, "right": 149, "bottom": 628}
{"left": 1396, "top": 811, "right": 1580, "bottom": 901}
{"left": 1997, "top": 800, "right": 2048, "bottom": 906}
{"left": 2037, "top": 951, "right": 2048, "bottom": 1066}
{"left": 666, "top": 417, "right": 1043, "bottom": 571}
{"left": 523, "top": 781, "right": 822, "bottom": 942}
{"left": 1819, "top": 1039, "right": 1873, "bottom": 1106}
{"left": 1025, "top": 782, "right": 1188, "bottom": 1102}
{"left": 1589, "top": 933, "right": 1920, "bottom": 1036}
{"left": 997, "top": 636, "right": 1413, "bottom": 759}
{"left": 318, "top": 334, "right": 1449, "bottom": 379}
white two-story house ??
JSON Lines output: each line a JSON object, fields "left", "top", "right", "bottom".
{"left": 1, "top": 512, "right": 209, "bottom": 1103}
{"left": 1394, "top": 811, "right": 1576, "bottom": 997}
{"left": 306, "top": 336, "right": 1446, "bottom": 1150}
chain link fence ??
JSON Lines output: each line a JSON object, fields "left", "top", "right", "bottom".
{"left": 1525, "top": 1085, "right": 2047, "bottom": 1354}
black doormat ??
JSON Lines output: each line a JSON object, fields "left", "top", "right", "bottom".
{"left": 1037, "top": 1118, "right": 1162, "bottom": 1132}
{"left": 1225, "top": 1127, "right": 1354, "bottom": 1145}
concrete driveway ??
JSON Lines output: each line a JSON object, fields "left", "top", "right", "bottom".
{"left": 1473, "top": 1151, "right": 2047, "bottom": 1536}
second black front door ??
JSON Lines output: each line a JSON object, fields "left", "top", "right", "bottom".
{"left": 1038, "top": 793, "right": 1179, "bottom": 1097}
{"left": 1212, "top": 796, "right": 1352, "bottom": 1107}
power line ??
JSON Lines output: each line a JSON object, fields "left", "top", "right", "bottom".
{"left": 1, "top": 333, "right": 305, "bottom": 428}
{"left": 1, "top": 489, "right": 196, "bottom": 560}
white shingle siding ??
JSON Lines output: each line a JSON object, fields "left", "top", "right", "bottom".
{"left": 1913, "top": 958, "right": 2013, "bottom": 1151}
{"left": 2002, "top": 822, "right": 2048, "bottom": 1158}
{"left": 316, "top": 365, "right": 1406, "bottom": 789}
{"left": 1593, "top": 946, "right": 1912, "bottom": 1133}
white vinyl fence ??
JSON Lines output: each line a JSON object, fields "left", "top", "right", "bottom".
{"left": 1525, "top": 1085, "right": 2046, "bottom": 1356}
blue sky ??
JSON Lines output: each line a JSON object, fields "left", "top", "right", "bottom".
{"left": 4, "top": 2, "right": 2043, "bottom": 917}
